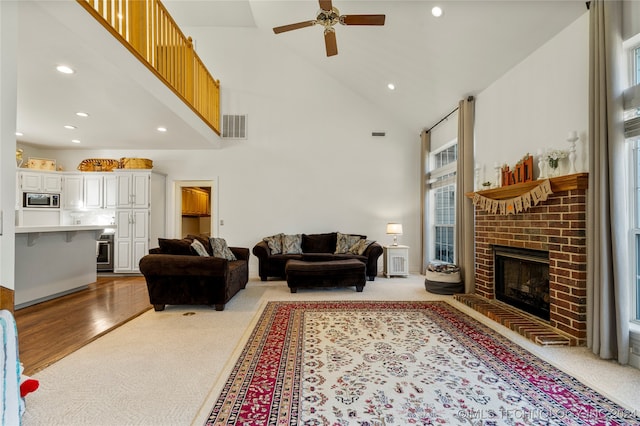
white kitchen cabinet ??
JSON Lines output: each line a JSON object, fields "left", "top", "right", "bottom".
{"left": 114, "top": 170, "right": 154, "bottom": 273}
{"left": 18, "top": 171, "right": 62, "bottom": 193}
{"left": 62, "top": 174, "right": 84, "bottom": 210}
{"left": 83, "top": 174, "right": 103, "bottom": 209}
{"left": 116, "top": 172, "right": 149, "bottom": 209}
{"left": 104, "top": 175, "right": 118, "bottom": 209}
{"left": 115, "top": 209, "right": 148, "bottom": 272}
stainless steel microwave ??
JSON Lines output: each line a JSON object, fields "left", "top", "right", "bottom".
{"left": 23, "top": 192, "right": 60, "bottom": 208}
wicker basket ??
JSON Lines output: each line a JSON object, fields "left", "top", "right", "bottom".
{"left": 119, "top": 157, "right": 153, "bottom": 169}
{"left": 77, "top": 158, "right": 120, "bottom": 172}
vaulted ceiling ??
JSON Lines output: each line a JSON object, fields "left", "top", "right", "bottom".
{"left": 15, "top": 1, "right": 586, "bottom": 150}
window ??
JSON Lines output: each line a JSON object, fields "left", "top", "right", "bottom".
{"left": 427, "top": 142, "right": 457, "bottom": 264}
{"left": 634, "top": 46, "right": 640, "bottom": 85}
{"left": 631, "top": 144, "right": 638, "bottom": 317}
{"left": 626, "top": 37, "right": 640, "bottom": 322}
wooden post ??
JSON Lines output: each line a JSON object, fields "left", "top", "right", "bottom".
{"left": 128, "top": 0, "right": 148, "bottom": 60}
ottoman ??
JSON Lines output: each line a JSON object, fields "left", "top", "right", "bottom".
{"left": 285, "top": 259, "right": 366, "bottom": 293}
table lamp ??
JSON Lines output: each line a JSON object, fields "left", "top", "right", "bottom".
{"left": 386, "top": 223, "right": 403, "bottom": 246}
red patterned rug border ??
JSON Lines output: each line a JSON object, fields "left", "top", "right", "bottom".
{"left": 205, "top": 301, "right": 640, "bottom": 425}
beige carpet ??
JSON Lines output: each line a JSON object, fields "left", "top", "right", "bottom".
{"left": 20, "top": 275, "right": 640, "bottom": 425}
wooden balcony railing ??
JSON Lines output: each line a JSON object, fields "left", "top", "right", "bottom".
{"left": 78, "top": 0, "right": 220, "bottom": 135}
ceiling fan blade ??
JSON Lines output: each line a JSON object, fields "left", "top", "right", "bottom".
{"left": 319, "top": 0, "right": 333, "bottom": 12}
{"left": 273, "top": 20, "right": 316, "bottom": 34}
{"left": 324, "top": 29, "right": 338, "bottom": 57}
{"left": 341, "top": 14, "right": 386, "bottom": 26}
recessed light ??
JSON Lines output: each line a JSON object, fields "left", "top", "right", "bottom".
{"left": 56, "top": 65, "right": 75, "bottom": 74}
{"left": 387, "top": 83, "right": 396, "bottom": 90}
{"left": 71, "top": 139, "right": 81, "bottom": 144}
{"left": 157, "top": 127, "right": 167, "bottom": 132}
{"left": 431, "top": 6, "right": 443, "bottom": 17}
{"left": 15, "top": 132, "right": 23, "bottom": 137}
{"left": 76, "top": 112, "right": 89, "bottom": 117}
{"left": 64, "top": 125, "right": 76, "bottom": 130}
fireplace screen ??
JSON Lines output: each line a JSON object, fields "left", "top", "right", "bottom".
{"left": 494, "top": 246, "right": 550, "bottom": 320}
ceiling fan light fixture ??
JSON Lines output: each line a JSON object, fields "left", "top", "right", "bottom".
{"left": 272, "top": 0, "right": 385, "bottom": 57}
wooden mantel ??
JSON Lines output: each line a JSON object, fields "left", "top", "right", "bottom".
{"left": 465, "top": 172, "right": 588, "bottom": 200}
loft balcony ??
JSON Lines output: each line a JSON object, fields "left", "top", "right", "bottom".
{"left": 78, "top": 0, "right": 220, "bottom": 135}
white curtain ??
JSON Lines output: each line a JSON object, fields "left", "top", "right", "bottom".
{"left": 455, "top": 97, "right": 475, "bottom": 293}
{"left": 587, "top": 0, "right": 630, "bottom": 363}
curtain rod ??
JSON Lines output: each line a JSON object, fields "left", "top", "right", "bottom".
{"left": 424, "top": 95, "right": 475, "bottom": 134}
{"left": 425, "top": 106, "right": 458, "bottom": 134}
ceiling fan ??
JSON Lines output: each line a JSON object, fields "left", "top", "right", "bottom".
{"left": 272, "top": 0, "right": 385, "bottom": 57}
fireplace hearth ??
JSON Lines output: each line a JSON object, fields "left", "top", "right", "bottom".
{"left": 494, "top": 246, "right": 549, "bottom": 321}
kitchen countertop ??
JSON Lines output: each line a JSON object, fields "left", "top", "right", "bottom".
{"left": 15, "top": 225, "right": 116, "bottom": 233}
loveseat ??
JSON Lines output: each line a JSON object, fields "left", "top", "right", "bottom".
{"left": 252, "top": 232, "right": 383, "bottom": 281}
{"left": 139, "top": 235, "right": 249, "bottom": 311}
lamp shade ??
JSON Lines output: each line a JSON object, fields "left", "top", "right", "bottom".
{"left": 386, "top": 223, "right": 403, "bottom": 235}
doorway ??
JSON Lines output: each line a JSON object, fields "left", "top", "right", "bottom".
{"left": 174, "top": 180, "right": 217, "bottom": 238}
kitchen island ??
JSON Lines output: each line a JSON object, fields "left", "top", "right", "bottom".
{"left": 15, "top": 225, "right": 116, "bottom": 308}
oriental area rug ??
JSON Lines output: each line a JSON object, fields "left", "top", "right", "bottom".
{"left": 204, "top": 301, "right": 640, "bottom": 425}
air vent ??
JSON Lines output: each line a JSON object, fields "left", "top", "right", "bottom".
{"left": 372, "top": 131, "right": 386, "bottom": 137}
{"left": 222, "top": 114, "right": 248, "bottom": 139}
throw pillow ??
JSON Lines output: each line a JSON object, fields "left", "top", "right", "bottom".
{"left": 263, "top": 233, "right": 284, "bottom": 255}
{"left": 348, "top": 239, "right": 375, "bottom": 255}
{"left": 335, "top": 232, "right": 363, "bottom": 254}
{"left": 158, "top": 238, "right": 194, "bottom": 255}
{"left": 187, "top": 234, "right": 212, "bottom": 255}
{"left": 209, "top": 237, "right": 237, "bottom": 260}
{"left": 190, "top": 239, "right": 210, "bottom": 257}
{"left": 282, "top": 234, "right": 303, "bottom": 254}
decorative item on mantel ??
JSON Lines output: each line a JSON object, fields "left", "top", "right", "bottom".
{"left": 545, "top": 149, "right": 568, "bottom": 177}
{"left": 500, "top": 154, "right": 534, "bottom": 187}
{"left": 566, "top": 131, "right": 579, "bottom": 174}
{"left": 473, "top": 179, "right": 553, "bottom": 215}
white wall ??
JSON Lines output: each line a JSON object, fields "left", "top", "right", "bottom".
{"left": 623, "top": 0, "right": 640, "bottom": 42}
{"left": 18, "top": 26, "right": 421, "bottom": 276}
{"left": 0, "top": 2, "right": 18, "bottom": 293}
{"left": 475, "top": 12, "right": 589, "bottom": 182}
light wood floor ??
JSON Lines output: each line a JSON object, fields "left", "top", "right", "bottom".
{"left": 14, "top": 275, "right": 151, "bottom": 376}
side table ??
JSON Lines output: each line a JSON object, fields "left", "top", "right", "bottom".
{"left": 383, "top": 245, "right": 409, "bottom": 277}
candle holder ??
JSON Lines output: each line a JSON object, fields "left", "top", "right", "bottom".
{"left": 567, "top": 132, "right": 579, "bottom": 174}
{"left": 537, "top": 149, "right": 546, "bottom": 179}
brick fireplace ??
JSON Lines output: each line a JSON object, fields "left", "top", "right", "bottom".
{"left": 471, "top": 173, "right": 588, "bottom": 345}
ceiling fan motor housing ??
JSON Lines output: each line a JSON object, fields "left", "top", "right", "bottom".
{"left": 316, "top": 7, "right": 340, "bottom": 28}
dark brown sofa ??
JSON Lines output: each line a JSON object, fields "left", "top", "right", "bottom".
{"left": 252, "top": 232, "right": 382, "bottom": 281}
{"left": 139, "top": 238, "right": 249, "bottom": 311}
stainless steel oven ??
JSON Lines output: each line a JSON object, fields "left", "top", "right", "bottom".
{"left": 97, "top": 232, "right": 114, "bottom": 272}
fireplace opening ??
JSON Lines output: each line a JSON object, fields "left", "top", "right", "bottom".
{"left": 494, "top": 246, "right": 550, "bottom": 321}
